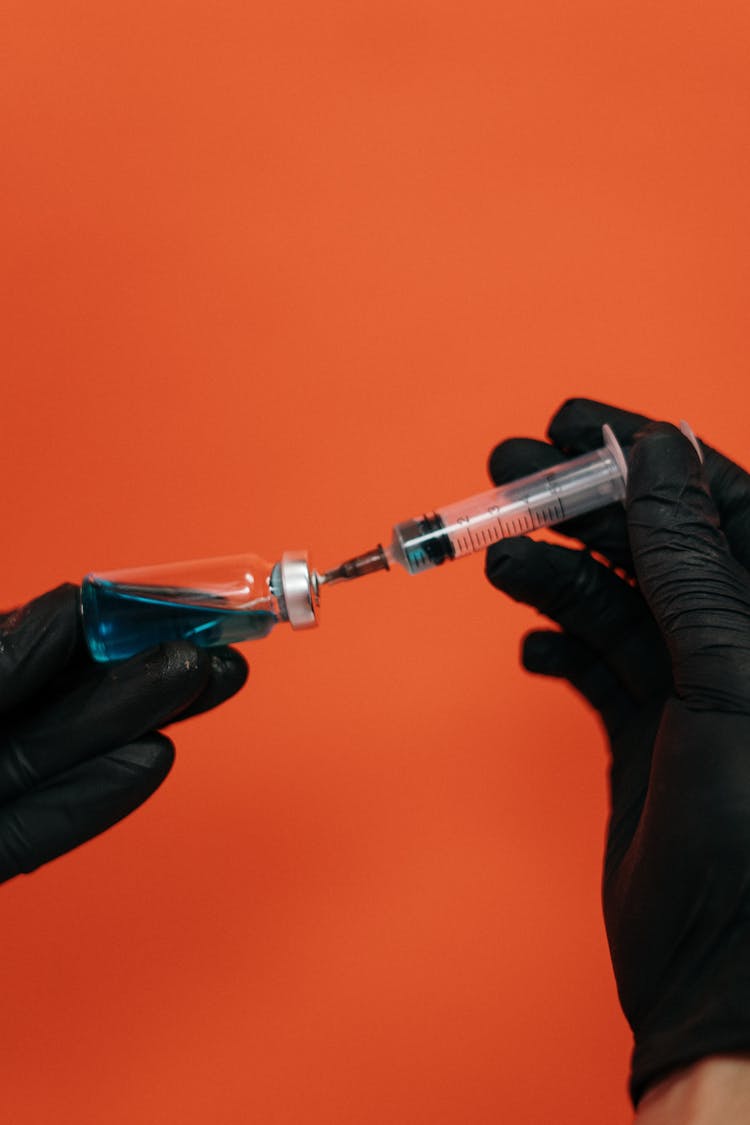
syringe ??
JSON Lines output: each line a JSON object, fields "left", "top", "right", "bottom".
{"left": 319, "top": 422, "right": 700, "bottom": 585}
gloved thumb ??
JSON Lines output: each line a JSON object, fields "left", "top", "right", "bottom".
{"left": 626, "top": 422, "right": 750, "bottom": 712}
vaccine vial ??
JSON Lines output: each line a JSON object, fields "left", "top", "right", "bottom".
{"left": 80, "top": 551, "right": 319, "bottom": 663}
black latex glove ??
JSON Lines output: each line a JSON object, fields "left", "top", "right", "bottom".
{"left": 485, "top": 398, "right": 750, "bottom": 1105}
{"left": 0, "top": 583, "right": 248, "bottom": 882}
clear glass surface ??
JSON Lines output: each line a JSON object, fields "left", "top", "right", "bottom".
{"left": 81, "top": 553, "right": 282, "bottom": 662}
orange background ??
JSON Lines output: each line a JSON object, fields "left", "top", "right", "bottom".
{"left": 2, "top": 2, "right": 749, "bottom": 1122}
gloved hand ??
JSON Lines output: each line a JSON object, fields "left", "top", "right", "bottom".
{"left": 0, "top": 583, "right": 247, "bottom": 882}
{"left": 485, "top": 398, "right": 750, "bottom": 1105}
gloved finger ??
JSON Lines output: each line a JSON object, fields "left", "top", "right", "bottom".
{"left": 166, "top": 645, "right": 248, "bottom": 724}
{"left": 522, "top": 630, "right": 638, "bottom": 741}
{"left": 547, "top": 397, "right": 750, "bottom": 571}
{"left": 0, "top": 734, "right": 175, "bottom": 882}
{"left": 546, "top": 398, "right": 650, "bottom": 454}
{"left": 0, "top": 640, "right": 211, "bottom": 804}
{"left": 0, "top": 584, "right": 83, "bottom": 717}
{"left": 486, "top": 537, "right": 672, "bottom": 702}
{"left": 626, "top": 422, "right": 750, "bottom": 712}
{"left": 488, "top": 437, "right": 633, "bottom": 572}
{"left": 700, "top": 442, "right": 750, "bottom": 571}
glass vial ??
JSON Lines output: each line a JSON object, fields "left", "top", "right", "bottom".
{"left": 80, "top": 551, "right": 319, "bottom": 663}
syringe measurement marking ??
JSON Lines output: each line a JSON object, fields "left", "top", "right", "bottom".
{"left": 450, "top": 492, "right": 567, "bottom": 556}
{"left": 538, "top": 504, "right": 564, "bottom": 523}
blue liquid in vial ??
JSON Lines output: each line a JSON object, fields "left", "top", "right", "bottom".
{"left": 81, "top": 579, "right": 278, "bottom": 662}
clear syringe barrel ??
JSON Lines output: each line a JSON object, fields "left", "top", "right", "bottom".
{"left": 388, "top": 425, "right": 628, "bottom": 575}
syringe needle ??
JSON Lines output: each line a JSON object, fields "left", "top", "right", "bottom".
{"left": 318, "top": 545, "right": 390, "bottom": 586}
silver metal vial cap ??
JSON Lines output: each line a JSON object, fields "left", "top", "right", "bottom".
{"left": 279, "top": 551, "right": 319, "bottom": 630}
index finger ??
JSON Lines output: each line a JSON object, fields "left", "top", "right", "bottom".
{"left": 546, "top": 398, "right": 649, "bottom": 453}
